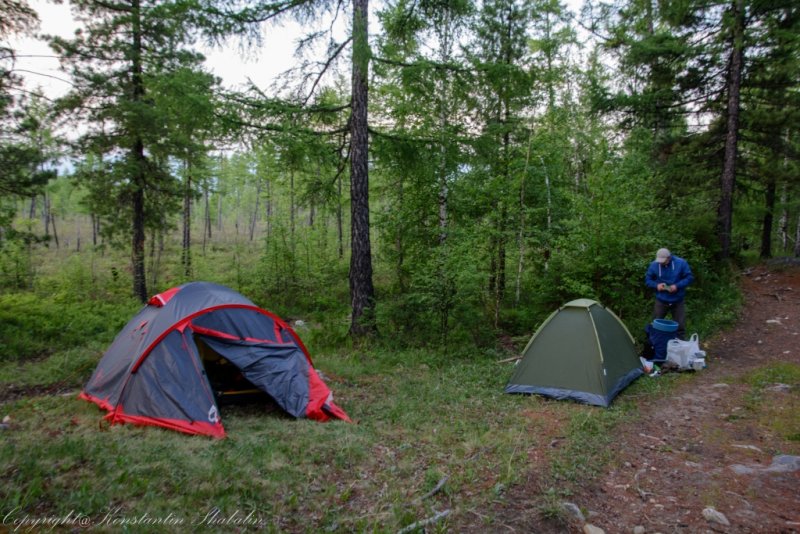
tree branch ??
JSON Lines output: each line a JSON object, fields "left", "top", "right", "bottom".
{"left": 396, "top": 510, "right": 451, "bottom": 534}
{"left": 303, "top": 36, "right": 352, "bottom": 106}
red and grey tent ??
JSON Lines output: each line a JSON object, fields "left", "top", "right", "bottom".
{"left": 80, "top": 282, "right": 350, "bottom": 438}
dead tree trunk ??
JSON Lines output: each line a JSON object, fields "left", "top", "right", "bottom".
{"left": 250, "top": 178, "right": 262, "bottom": 242}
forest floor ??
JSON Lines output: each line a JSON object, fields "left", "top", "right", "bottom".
{"left": 482, "top": 262, "right": 800, "bottom": 533}
{"left": 1, "top": 261, "right": 798, "bottom": 533}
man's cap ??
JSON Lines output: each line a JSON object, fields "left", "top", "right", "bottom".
{"left": 655, "top": 248, "right": 671, "bottom": 264}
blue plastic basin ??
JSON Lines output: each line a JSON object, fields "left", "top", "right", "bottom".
{"left": 652, "top": 319, "right": 679, "bottom": 332}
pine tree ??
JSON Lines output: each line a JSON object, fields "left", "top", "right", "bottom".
{"left": 198, "top": 0, "right": 379, "bottom": 337}
{"left": 466, "top": 0, "right": 534, "bottom": 326}
{"left": 590, "top": 0, "right": 800, "bottom": 260}
{"left": 50, "top": 0, "right": 210, "bottom": 301}
{"left": 740, "top": 4, "right": 800, "bottom": 258}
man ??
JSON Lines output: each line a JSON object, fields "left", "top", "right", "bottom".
{"left": 645, "top": 248, "right": 694, "bottom": 339}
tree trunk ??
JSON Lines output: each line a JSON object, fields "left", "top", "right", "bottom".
{"left": 493, "top": 103, "right": 512, "bottom": 327}
{"left": 266, "top": 178, "right": 272, "bottom": 242}
{"left": 149, "top": 227, "right": 156, "bottom": 286}
{"left": 348, "top": 0, "right": 376, "bottom": 338}
{"left": 778, "top": 183, "right": 788, "bottom": 252}
{"left": 495, "top": 203, "right": 507, "bottom": 328}
{"left": 217, "top": 192, "right": 223, "bottom": 233}
{"left": 130, "top": 0, "right": 147, "bottom": 302}
{"left": 760, "top": 173, "right": 776, "bottom": 259}
{"left": 337, "top": 172, "right": 344, "bottom": 259}
{"left": 541, "top": 155, "right": 552, "bottom": 270}
{"left": 250, "top": 177, "right": 262, "bottom": 241}
{"left": 132, "top": 183, "right": 147, "bottom": 301}
{"left": 182, "top": 161, "right": 192, "bottom": 277}
{"left": 436, "top": 10, "right": 452, "bottom": 247}
{"left": 290, "top": 169, "right": 296, "bottom": 253}
{"left": 795, "top": 212, "right": 800, "bottom": 258}
{"left": 50, "top": 212, "right": 59, "bottom": 249}
{"left": 235, "top": 185, "right": 241, "bottom": 236}
{"left": 515, "top": 135, "right": 532, "bottom": 306}
{"left": 96, "top": 216, "right": 104, "bottom": 255}
{"left": 396, "top": 178, "right": 406, "bottom": 293}
{"left": 91, "top": 213, "right": 98, "bottom": 246}
{"left": 717, "top": 0, "right": 744, "bottom": 260}
{"left": 43, "top": 194, "right": 50, "bottom": 238}
{"left": 203, "top": 183, "right": 211, "bottom": 254}
{"left": 311, "top": 162, "right": 320, "bottom": 228}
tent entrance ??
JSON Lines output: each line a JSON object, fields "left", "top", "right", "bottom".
{"left": 194, "top": 336, "right": 273, "bottom": 405}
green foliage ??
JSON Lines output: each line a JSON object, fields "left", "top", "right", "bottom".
{"left": 375, "top": 231, "right": 493, "bottom": 348}
{"left": 595, "top": 0, "right": 800, "bottom": 260}
{"left": 2, "top": 0, "right": 798, "bottom": 528}
{"left": 0, "top": 343, "right": 105, "bottom": 389}
{"left": 683, "top": 263, "right": 741, "bottom": 336}
{"left": 0, "top": 269, "right": 138, "bottom": 361}
{"left": 0, "top": 237, "right": 35, "bottom": 290}
{"left": 0, "top": 294, "right": 135, "bottom": 362}
{"left": 532, "top": 137, "right": 655, "bottom": 318}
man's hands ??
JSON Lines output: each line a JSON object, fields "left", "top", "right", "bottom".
{"left": 657, "top": 283, "right": 678, "bottom": 293}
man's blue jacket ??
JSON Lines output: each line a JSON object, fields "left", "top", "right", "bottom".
{"left": 645, "top": 255, "right": 694, "bottom": 303}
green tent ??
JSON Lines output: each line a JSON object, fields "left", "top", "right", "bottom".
{"left": 505, "top": 299, "right": 644, "bottom": 407}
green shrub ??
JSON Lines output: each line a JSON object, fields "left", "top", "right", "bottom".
{"left": 0, "top": 239, "right": 35, "bottom": 290}
{"left": 0, "top": 293, "right": 138, "bottom": 361}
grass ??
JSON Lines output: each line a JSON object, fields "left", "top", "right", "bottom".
{"left": 740, "top": 362, "right": 800, "bottom": 442}
{"left": 0, "top": 343, "right": 104, "bottom": 389}
{"left": 0, "top": 333, "right": 732, "bottom": 532}
{"left": 0, "top": 345, "right": 544, "bottom": 532}
{"left": 3, "top": 335, "right": 687, "bottom": 533}
{"left": 0, "top": 241, "right": 754, "bottom": 532}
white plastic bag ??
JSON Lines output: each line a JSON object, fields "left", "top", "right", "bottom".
{"left": 667, "top": 333, "right": 700, "bottom": 370}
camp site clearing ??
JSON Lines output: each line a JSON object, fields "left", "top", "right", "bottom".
{"left": 0, "top": 264, "right": 797, "bottom": 532}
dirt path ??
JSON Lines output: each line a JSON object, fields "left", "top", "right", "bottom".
{"left": 486, "top": 263, "right": 800, "bottom": 533}
{"left": 575, "top": 264, "right": 800, "bottom": 533}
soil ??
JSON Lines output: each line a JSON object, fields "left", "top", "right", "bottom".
{"left": 484, "top": 262, "right": 800, "bottom": 533}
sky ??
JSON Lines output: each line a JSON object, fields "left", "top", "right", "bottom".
{"left": 10, "top": 0, "right": 584, "bottom": 100}
{"left": 9, "top": 0, "right": 306, "bottom": 99}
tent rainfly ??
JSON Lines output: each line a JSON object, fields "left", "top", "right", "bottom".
{"left": 505, "top": 299, "right": 643, "bottom": 407}
{"left": 80, "top": 282, "right": 350, "bottom": 438}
